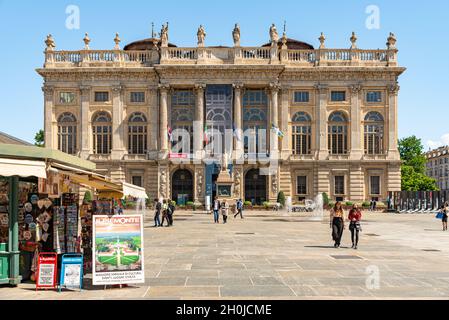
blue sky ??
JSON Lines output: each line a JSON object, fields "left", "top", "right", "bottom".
{"left": 0, "top": 0, "right": 448, "bottom": 150}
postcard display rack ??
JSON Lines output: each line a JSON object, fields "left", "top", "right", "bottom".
{"left": 53, "top": 193, "right": 80, "bottom": 255}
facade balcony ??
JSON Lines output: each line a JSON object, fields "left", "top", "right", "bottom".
{"left": 88, "top": 154, "right": 112, "bottom": 161}
{"left": 43, "top": 47, "right": 398, "bottom": 69}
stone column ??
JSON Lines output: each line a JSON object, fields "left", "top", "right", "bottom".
{"left": 314, "top": 84, "right": 329, "bottom": 159}
{"left": 159, "top": 84, "right": 170, "bottom": 157}
{"left": 111, "top": 85, "right": 125, "bottom": 160}
{"left": 269, "top": 83, "right": 280, "bottom": 155}
{"left": 280, "top": 86, "right": 290, "bottom": 159}
{"left": 148, "top": 86, "right": 159, "bottom": 154}
{"left": 350, "top": 84, "right": 363, "bottom": 160}
{"left": 233, "top": 83, "right": 244, "bottom": 162}
{"left": 387, "top": 83, "right": 400, "bottom": 160}
{"left": 194, "top": 84, "right": 205, "bottom": 162}
{"left": 42, "top": 86, "right": 55, "bottom": 150}
{"left": 80, "top": 85, "right": 91, "bottom": 159}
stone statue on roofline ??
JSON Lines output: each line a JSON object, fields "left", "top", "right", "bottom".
{"left": 269, "top": 23, "right": 279, "bottom": 47}
{"left": 160, "top": 22, "right": 169, "bottom": 47}
{"left": 232, "top": 23, "right": 241, "bottom": 47}
{"left": 197, "top": 25, "right": 206, "bottom": 47}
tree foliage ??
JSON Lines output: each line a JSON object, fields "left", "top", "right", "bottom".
{"left": 34, "top": 129, "right": 45, "bottom": 147}
{"left": 398, "top": 136, "right": 437, "bottom": 191}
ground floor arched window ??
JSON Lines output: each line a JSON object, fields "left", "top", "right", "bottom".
{"left": 244, "top": 169, "right": 267, "bottom": 205}
{"left": 171, "top": 169, "right": 194, "bottom": 205}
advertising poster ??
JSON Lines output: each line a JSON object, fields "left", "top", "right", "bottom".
{"left": 92, "top": 215, "right": 144, "bottom": 285}
{"left": 36, "top": 253, "right": 58, "bottom": 289}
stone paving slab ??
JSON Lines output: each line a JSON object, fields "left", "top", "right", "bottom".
{"left": 2, "top": 211, "right": 449, "bottom": 299}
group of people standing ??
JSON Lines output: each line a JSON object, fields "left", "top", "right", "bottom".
{"left": 329, "top": 202, "right": 362, "bottom": 249}
{"left": 153, "top": 198, "right": 176, "bottom": 227}
{"left": 212, "top": 197, "right": 244, "bottom": 224}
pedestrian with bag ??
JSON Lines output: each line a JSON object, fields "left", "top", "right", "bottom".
{"left": 330, "top": 202, "right": 345, "bottom": 248}
{"left": 440, "top": 202, "right": 448, "bottom": 231}
{"left": 161, "top": 199, "right": 169, "bottom": 227}
{"left": 348, "top": 204, "right": 362, "bottom": 249}
{"left": 168, "top": 199, "right": 176, "bottom": 226}
{"left": 221, "top": 200, "right": 229, "bottom": 224}
{"left": 213, "top": 197, "right": 221, "bottom": 223}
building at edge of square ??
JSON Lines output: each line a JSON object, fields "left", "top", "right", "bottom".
{"left": 36, "top": 25, "right": 405, "bottom": 205}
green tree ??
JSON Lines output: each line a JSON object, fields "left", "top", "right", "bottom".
{"left": 398, "top": 136, "right": 437, "bottom": 191}
{"left": 34, "top": 129, "right": 45, "bottom": 147}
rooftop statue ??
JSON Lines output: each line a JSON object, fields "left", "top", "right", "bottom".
{"left": 160, "top": 23, "right": 169, "bottom": 47}
{"left": 232, "top": 23, "right": 241, "bottom": 47}
{"left": 197, "top": 25, "right": 206, "bottom": 47}
{"left": 269, "top": 24, "right": 279, "bottom": 47}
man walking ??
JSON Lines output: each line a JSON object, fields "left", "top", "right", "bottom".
{"left": 213, "top": 197, "right": 221, "bottom": 223}
{"left": 234, "top": 199, "right": 244, "bottom": 219}
{"left": 154, "top": 198, "right": 161, "bottom": 227}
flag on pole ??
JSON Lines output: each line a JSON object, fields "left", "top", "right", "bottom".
{"left": 233, "top": 123, "right": 242, "bottom": 141}
{"left": 204, "top": 124, "right": 209, "bottom": 144}
{"left": 271, "top": 123, "right": 284, "bottom": 138}
{"left": 167, "top": 126, "right": 174, "bottom": 143}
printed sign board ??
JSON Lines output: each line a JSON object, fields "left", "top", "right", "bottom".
{"left": 92, "top": 215, "right": 144, "bottom": 285}
{"left": 59, "top": 254, "right": 83, "bottom": 291}
{"left": 36, "top": 253, "right": 58, "bottom": 290}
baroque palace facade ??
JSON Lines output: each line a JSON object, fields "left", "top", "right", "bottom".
{"left": 37, "top": 24, "right": 405, "bottom": 204}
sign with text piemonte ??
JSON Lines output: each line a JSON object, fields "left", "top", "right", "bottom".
{"left": 92, "top": 215, "right": 145, "bottom": 285}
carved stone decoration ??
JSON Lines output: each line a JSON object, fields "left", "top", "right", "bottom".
{"left": 232, "top": 24, "right": 241, "bottom": 47}
{"left": 45, "top": 34, "right": 56, "bottom": 51}
{"left": 318, "top": 32, "right": 326, "bottom": 49}
{"left": 196, "top": 169, "right": 203, "bottom": 199}
{"left": 350, "top": 84, "right": 362, "bottom": 95}
{"left": 387, "top": 32, "right": 397, "bottom": 49}
{"left": 197, "top": 25, "right": 206, "bottom": 47}
{"left": 160, "top": 23, "right": 169, "bottom": 47}
{"left": 388, "top": 83, "right": 400, "bottom": 96}
{"left": 269, "top": 24, "right": 279, "bottom": 46}
{"left": 113, "top": 33, "right": 121, "bottom": 50}
{"left": 281, "top": 32, "right": 288, "bottom": 50}
{"left": 233, "top": 169, "right": 241, "bottom": 197}
{"left": 159, "top": 168, "right": 168, "bottom": 199}
{"left": 83, "top": 33, "right": 91, "bottom": 50}
{"left": 350, "top": 32, "right": 357, "bottom": 49}
{"left": 314, "top": 83, "right": 328, "bottom": 94}
{"left": 42, "top": 85, "right": 54, "bottom": 98}
{"left": 271, "top": 174, "right": 278, "bottom": 196}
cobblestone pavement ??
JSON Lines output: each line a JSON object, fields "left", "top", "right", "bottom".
{"left": 1, "top": 210, "right": 449, "bottom": 300}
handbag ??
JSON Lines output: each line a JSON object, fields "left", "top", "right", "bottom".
{"left": 436, "top": 212, "right": 444, "bottom": 219}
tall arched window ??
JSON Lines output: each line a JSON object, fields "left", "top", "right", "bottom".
{"left": 243, "top": 90, "right": 268, "bottom": 154}
{"left": 57, "top": 112, "right": 77, "bottom": 155}
{"left": 291, "top": 112, "right": 312, "bottom": 155}
{"left": 128, "top": 112, "right": 148, "bottom": 155}
{"left": 364, "top": 111, "right": 384, "bottom": 155}
{"left": 92, "top": 111, "right": 112, "bottom": 155}
{"left": 171, "top": 90, "right": 194, "bottom": 154}
{"left": 328, "top": 111, "right": 348, "bottom": 155}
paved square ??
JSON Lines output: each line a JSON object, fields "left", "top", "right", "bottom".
{"left": 1, "top": 210, "right": 449, "bottom": 300}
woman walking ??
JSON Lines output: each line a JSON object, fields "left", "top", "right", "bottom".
{"left": 213, "top": 197, "right": 221, "bottom": 223}
{"left": 442, "top": 202, "right": 448, "bottom": 231}
{"left": 221, "top": 200, "right": 229, "bottom": 224}
{"left": 348, "top": 204, "right": 362, "bottom": 249}
{"left": 330, "top": 202, "right": 345, "bottom": 248}
{"left": 154, "top": 198, "right": 161, "bottom": 227}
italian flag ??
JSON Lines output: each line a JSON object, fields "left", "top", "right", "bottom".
{"left": 204, "top": 124, "right": 209, "bottom": 144}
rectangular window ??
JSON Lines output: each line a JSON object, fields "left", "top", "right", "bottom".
{"left": 59, "top": 92, "right": 76, "bottom": 104}
{"left": 294, "top": 91, "right": 310, "bottom": 103}
{"left": 297, "top": 176, "right": 307, "bottom": 195}
{"left": 334, "top": 176, "right": 345, "bottom": 195}
{"left": 130, "top": 92, "right": 145, "bottom": 103}
{"left": 331, "top": 91, "right": 346, "bottom": 102}
{"left": 370, "top": 176, "right": 381, "bottom": 195}
{"left": 94, "top": 92, "right": 109, "bottom": 102}
{"left": 132, "top": 176, "right": 143, "bottom": 187}
{"left": 366, "top": 91, "right": 382, "bottom": 103}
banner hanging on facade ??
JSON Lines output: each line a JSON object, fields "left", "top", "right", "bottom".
{"left": 92, "top": 215, "right": 145, "bottom": 285}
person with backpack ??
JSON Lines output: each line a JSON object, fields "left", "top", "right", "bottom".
{"left": 154, "top": 198, "right": 161, "bottom": 227}
{"left": 234, "top": 199, "right": 244, "bottom": 219}
{"left": 168, "top": 199, "right": 175, "bottom": 226}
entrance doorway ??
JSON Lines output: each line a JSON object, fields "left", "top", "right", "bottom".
{"left": 244, "top": 169, "right": 267, "bottom": 205}
{"left": 171, "top": 169, "right": 193, "bottom": 205}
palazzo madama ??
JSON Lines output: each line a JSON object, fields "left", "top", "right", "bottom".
{"left": 37, "top": 24, "right": 405, "bottom": 205}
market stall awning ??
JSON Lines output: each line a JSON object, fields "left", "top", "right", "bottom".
{"left": 122, "top": 182, "right": 148, "bottom": 199}
{"left": 0, "top": 158, "right": 47, "bottom": 178}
